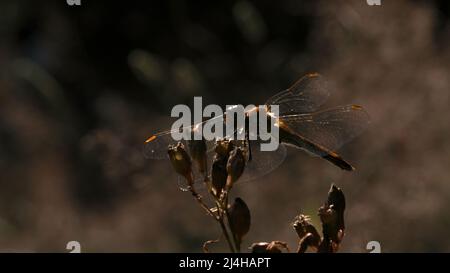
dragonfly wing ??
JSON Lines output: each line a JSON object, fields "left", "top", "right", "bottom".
{"left": 265, "top": 73, "right": 330, "bottom": 115}
{"left": 280, "top": 105, "right": 370, "bottom": 152}
{"left": 143, "top": 115, "right": 225, "bottom": 159}
{"left": 143, "top": 130, "right": 182, "bottom": 159}
{"left": 237, "top": 139, "right": 287, "bottom": 183}
{"left": 151, "top": 138, "right": 287, "bottom": 188}
{"left": 279, "top": 126, "right": 355, "bottom": 171}
{"left": 182, "top": 139, "right": 287, "bottom": 187}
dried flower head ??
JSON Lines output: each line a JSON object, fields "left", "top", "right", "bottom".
{"left": 317, "top": 188, "right": 346, "bottom": 252}
{"left": 211, "top": 154, "right": 228, "bottom": 194}
{"left": 250, "top": 241, "right": 290, "bottom": 253}
{"left": 293, "top": 214, "right": 321, "bottom": 252}
{"left": 167, "top": 142, "right": 193, "bottom": 184}
{"left": 327, "top": 184, "right": 346, "bottom": 231}
{"left": 187, "top": 138, "right": 208, "bottom": 175}
{"left": 214, "top": 139, "right": 234, "bottom": 158}
{"left": 298, "top": 233, "right": 319, "bottom": 253}
{"left": 226, "top": 148, "right": 246, "bottom": 190}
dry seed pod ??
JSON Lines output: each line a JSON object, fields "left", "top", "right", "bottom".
{"left": 327, "top": 184, "right": 345, "bottom": 211}
{"left": 211, "top": 155, "right": 228, "bottom": 194}
{"left": 327, "top": 184, "right": 345, "bottom": 231}
{"left": 215, "top": 139, "right": 234, "bottom": 157}
{"left": 250, "top": 241, "right": 289, "bottom": 253}
{"left": 211, "top": 139, "right": 234, "bottom": 194}
{"left": 318, "top": 238, "right": 334, "bottom": 253}
{"left": 293, "top": 215, "right": 321, "bottom": 249}
{"left": 297, "top": 233, "right": 317, "bottom": 253}
{"left": 293, "top": 215, "right": 319, "bottom": 239}
{"left": 318, "top": 204, "right": 340, "bottom": 244}
{"left": 187, "top": 138, "right": 208, "bottom": 175}
{"left": 250, "top": 242, "right": 272, "bottom": 253}
{"left": 264, "top": 244, "right": 283, "bottom": 253}
{"left": 167, "top": 142, "right": 193, "bottom": 184}
{"left": 226, "top": 148, "right": 246, "bottom": 190}
{"left": 318, "top": 205, "right": 337, "bottom": 225}
{"left": 267, "top": 241, "right": 290, "bottom": 253}
{"left": 228, "top": 197, "right": 251, "bottom": 243}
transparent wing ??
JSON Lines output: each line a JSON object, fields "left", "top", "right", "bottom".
{"left": 185, "top": 139, "right": 287, "bottom": 186}
{"left": 233, "top": 139, "right": 287, "bottom": 184}
{"left": 143, "top": 115, "right": 223, "bottom": 159}
{"left": 280, "top": 105, "right": 370, "bottom": 152}
{"left": 265, "top": 73, "right": 330, "bottom": 115}
{"left": 143, "top": 130, "right": 182, "bottom": 159}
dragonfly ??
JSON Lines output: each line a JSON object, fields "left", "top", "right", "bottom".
{"left": 144, "top": 73, "right": 370, "bottom": 183}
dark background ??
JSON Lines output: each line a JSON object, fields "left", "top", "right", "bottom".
{"left": 0, "top": 0, "right": 449, "bottom": 252}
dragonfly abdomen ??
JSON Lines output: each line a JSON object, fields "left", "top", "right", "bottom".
{"left": 279, "top": 125, "right": 354, "bottom": 171}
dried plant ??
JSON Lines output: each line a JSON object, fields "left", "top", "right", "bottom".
{"left": 293, "top": 184, "right": 346, "bottom": 253}
{"left": 167, "top": 139, "right": 346, "bottom": 253}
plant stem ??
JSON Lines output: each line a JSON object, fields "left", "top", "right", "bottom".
{"left": 189, "top": 184, "right": 237, "bottom": 253}
{"left": 188, "top": 181, "right": 236, "bottom": 252}
{"left": 221, "top": 192, "right": 240, "bottom": 252}
{"left": 225, "top": 209, "right": 240, "bottom": 252}
{"left": 219, "top": 217, "right": 236, "bottom": 253}
{"left": 187, "top": 185, "right": 216, "bottom": 218}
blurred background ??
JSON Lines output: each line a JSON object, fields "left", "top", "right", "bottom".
{"left": 0, "top": 0, "right": 449, "bottom": 252}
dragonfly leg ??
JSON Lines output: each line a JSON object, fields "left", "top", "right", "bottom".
{"left": 244, "top": 113, "right": 252, "bottom": 162}
{"left": 245, "top": 123, "right": 252, "bottom": 162}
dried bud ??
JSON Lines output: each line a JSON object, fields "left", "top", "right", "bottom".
{"left": 228, "top": 198, "right": 251, "bottom": 246}
{"left": 250, "top": 241, "right": 289, "bottom": 253}
{"left": 226, "top": 148, "right": 246, "bottom": 190}
{"left": 298, "top": 233, "right": 317, "bottom": 253}
{"left": 250, "top": 242, "right": 273, "bottom": 253}
{"left": 211, "top": 155, "right": 228, "bottom": 194}
{"left": 293, "top": 215, "right": 321, "bottom": 250}
{"left": 316, "top": 184, "right": 347, "bottom": 252}
{"left": 187, "top": 138, "right": 208, "bottom": 175}
{"left": 318, "top": 204, "right": 340, "bottom": 244}
{"left": 327, "top": 184, "right": 345, "bottom": 231}
{"left": 318, "top": 205, "right": 337, "bottom": 225}
{"left": 167, "top": 142, "right": 193, "bottom": 184}
{"left": 318, "top": 239, "right": 334, "bottom": 253}
{"left": 214, "top": 139, "right": 233, "bottom": 158}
